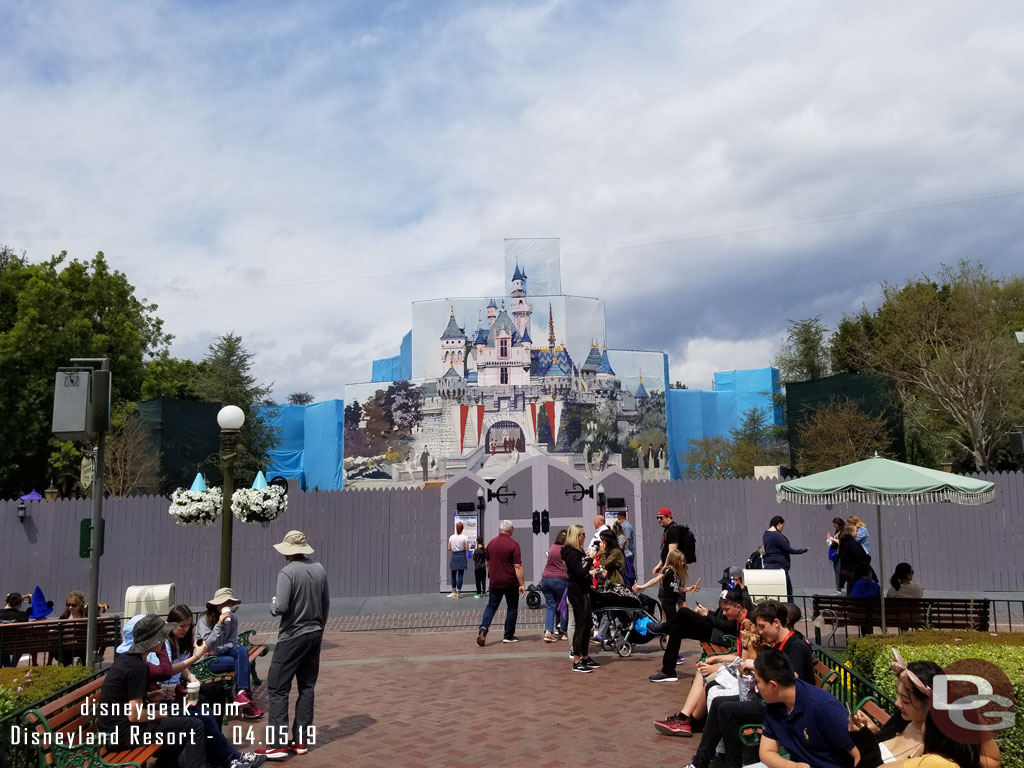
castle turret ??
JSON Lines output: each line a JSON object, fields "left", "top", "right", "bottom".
{"left": 486, "top": 299, "right": 498, "bottom": 328}
{"left": 440, "top": 305, "right": 466, "bottom": 370}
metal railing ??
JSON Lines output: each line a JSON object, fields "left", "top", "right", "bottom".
{"left": 812, "top": 645, "right": 896, "bottom": 715}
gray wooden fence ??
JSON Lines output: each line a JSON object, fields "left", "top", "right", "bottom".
{"left": 0, "top": 487, "right": 439, "bottom": 611}
{"left": 638, "top": 471, "right": 1024, "bottom": 595}
{"left": 2, "top": 472, "right": 1021, "bottom": 611}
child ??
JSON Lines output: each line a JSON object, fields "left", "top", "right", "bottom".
{"left": 472, "top": 537, "right": 487, "bottom": 598}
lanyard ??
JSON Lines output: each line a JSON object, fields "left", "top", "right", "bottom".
{"left": 772, "top": 630, "right": 793, "bottom": 652}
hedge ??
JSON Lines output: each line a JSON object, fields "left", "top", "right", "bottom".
{"left": 0, "top": 665, "right": 96, "bottom": 719}
{"left": 850, "top": 631, "right": 1024, "bottom": 768}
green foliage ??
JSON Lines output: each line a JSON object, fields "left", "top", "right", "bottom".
{"left": 0, "top": 250, "right": 170, "bottom": 498}
{"left": 796, "top": 400, "right": 893, "bottom": 474}
{"left": 774, "top": 316, "right": 832, "bottom": 383}
{"left": 835, "top": 261, "right": 1024, "bottom": 470}
{"left": 142, "top": 352, "right": 206, "bottom": 401}
{"left": 286, "top": 392, "right": 315, "bottom": 405}
{"left": 0, "top": 666, "right": 96, "bottom": 719}
{"left": 852, "top": 632, "right": 1024, "bottom": 768}
{"left": 683, "top": 435, "right": 735, "bottom": 479}
{"left": 197, "top": 333, "right": 279, "bottom": 485}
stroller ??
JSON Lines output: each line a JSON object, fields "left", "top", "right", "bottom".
{"left": 591, "top": 585, "right": 667, "bottom": 657}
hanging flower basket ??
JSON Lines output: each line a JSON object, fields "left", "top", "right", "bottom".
{"left": 168, "top": 487, "right": 224, "bottom": 526}
{"left": 231, "top": 485, "right": 287, "bottom": 523}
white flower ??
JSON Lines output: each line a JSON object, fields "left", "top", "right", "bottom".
{"left": 231, "top": 485, "right": 287, "bottom": 523}
{"left": 168, "top": 487, "right": 224, "bottom": 526}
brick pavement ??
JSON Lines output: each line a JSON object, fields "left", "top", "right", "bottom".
{"left": 240, "top": 623, "right": 708, "bottom": 767}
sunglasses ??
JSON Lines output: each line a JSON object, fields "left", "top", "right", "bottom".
{"left": 66, "top": 603, "right": 80, "bottom": 608}
{"left": 656, "top": 515, "right": 669, "bottom": 520}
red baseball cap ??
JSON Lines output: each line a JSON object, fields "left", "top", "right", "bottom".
{"left": 657, "top": 507, "right": 672, "bottom": 518}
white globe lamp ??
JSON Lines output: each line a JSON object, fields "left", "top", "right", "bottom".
{"left": 217, "top": 405, "right": 245, "bottom": 431}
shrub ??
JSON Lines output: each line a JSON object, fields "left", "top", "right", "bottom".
{"left": 852, "top": 632, "right": 1024, "bottom": 768}
{"left": 0, "top": 666, "right": 96, "bottom": 719}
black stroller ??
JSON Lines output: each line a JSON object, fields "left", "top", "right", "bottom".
{"left": 591, "top": 585, "right": 667, "bottom": 657}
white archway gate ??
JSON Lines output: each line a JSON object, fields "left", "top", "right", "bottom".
{"left": 439, "top": 457, "right": 644, "bottom": 590}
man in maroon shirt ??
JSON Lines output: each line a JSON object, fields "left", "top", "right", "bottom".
{"left": 476, "top": 520, "right": 525, "bottom": 646}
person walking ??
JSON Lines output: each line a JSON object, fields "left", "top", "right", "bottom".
{"left": 476, "top": 520, "right": 525, "bottom": 646}
{"left": 447, "top": 521, "right": 469, "bottom": 598}
{"left": 561, "top": 523, "right": 601, "bottom": 673}
{"left": 255, "top": 531, "right": 329, "bottom": 761}
{"left": 838, "top": 524, "right": 870, "bottom": 594}
{"left": 762, "top": 516, "right": 807, "bottom": 601}
{"left": 615, "top": 510, "right": 636, "bottom": 585}
{"left": 653, "top": 508, "right": 688, "bottom": 620}
{"left": 847, "top": 515, "right": 871, "bottom": 558}
{"left": 540, "top": 530, "right": 569, "bottom": 641}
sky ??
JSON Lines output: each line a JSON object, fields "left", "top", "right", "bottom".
{"left": 3, "top": 1, "right": 1024, "bottom": 399}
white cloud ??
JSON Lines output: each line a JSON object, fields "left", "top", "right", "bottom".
{"left": 670, "top": 335, "right": 784, "bottom": 391}
{"left": 2, "top": 1, "right": 1024, "bottom": 400}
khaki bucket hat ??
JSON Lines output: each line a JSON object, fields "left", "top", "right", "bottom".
{"left": 273, "top": 530, "right": 314, "bottom": 555}
{"left": 206, "top": 586, "right": 241, "bottom": 611}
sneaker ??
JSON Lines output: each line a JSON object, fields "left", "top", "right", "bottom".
{"left": 234, "top": 691, "right": 252, "bottom": 705}
{"left": 648, "top": 621, "right": 668, "bottom": 634}
{"left": 591, "top": 634, "right": 603, "bottom": 644}
{"left": 572, "top": 661, "right": 593, "bottom": 673}
{"left": 474, "top": 593, "right": 483, "bottom": 599}
{"left": 447, "top": 591, "right": 457, "bottom": 598}
{"left": 653, "top": 714, "right": 692, "bottom": 737}
{"left": 291, "top": 744, "right": 308, "bottom": 755}
{"left": 231, "top": 754, "right": 268, "bottom": 767}
{"left": 649, "top": 670, "right": 678, "bottom": 683}
{"left": 582, "top": 657, "right": 601, "bottom": 668}
{"left": 241, "top": 702, "right": 264, "bottom": 720}
{"left": 502, "top": 636, "right": 521, "bottom": 643}
{"left": 253, "top": 746, "right": 289, "bottom": 761}
{"left": 559, "top": 633, "right": 568, "bottom": 640}
{"left": 476, "top": 627, "right": 488, "bottom": 646}
{"left": 543, "top": 632, "right": 555, "bottom": 642}
{"left": 569, "top": 651, "right": 575, "bottom": 658}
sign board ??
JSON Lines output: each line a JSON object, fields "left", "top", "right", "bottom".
{"left": 454, "top": 511, "right": 480, "bottom": 551}
{"left": 79, "top": 518, "right": 105, "bottom": 559}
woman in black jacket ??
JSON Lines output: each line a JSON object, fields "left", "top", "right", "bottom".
{"left": 561, "top": 523, "right": 601, "bottom": 673}
{"left": 761, "top": 516, "right": 808, "bottom": 601}
{"left": 838, "top": 524, "right": 870, "bottom": 594}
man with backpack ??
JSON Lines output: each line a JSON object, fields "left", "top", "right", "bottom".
{"left": 652, "top": 507, "right": 697, "bottom": 621}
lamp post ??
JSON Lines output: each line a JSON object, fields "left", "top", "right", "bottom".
{"left": 16, "top": 500, "right": 27, "bottom": 522}
{"left": 217, "top": 405, "right": 245, "bottom": 588}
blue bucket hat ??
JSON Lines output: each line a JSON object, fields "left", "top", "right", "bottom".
{"left": 116, "top": 614, "right": 146, "bottom": 654}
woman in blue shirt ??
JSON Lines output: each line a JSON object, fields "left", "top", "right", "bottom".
{"left": 762, "top": 516, "right": 808, "bottom": 601}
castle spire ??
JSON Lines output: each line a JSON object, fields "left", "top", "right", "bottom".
{"left": 548, "top": 303, "right": 556, "bottom": 349}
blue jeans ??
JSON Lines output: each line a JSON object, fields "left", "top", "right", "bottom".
{"left": 189, "top": 706, "right": 240, "bottom": 764}
{"left": 451, "top": 569, "right": 465, "bottom": 591}
{"left": 539, "top": 577, "right": 568, "bottom": 633}
{"left": 209, "top": 645, "right": 250, "bottom": 692}
{"left": 479, "top": 585, "right": 520, "bottom": 640}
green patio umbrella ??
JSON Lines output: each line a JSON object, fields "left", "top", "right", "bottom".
{"left": 776, "top": 455, "right": 995, "bottom": 631}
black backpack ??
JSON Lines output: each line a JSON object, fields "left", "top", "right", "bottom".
{"left": 678, "top": 524, "right": 697, "bottom": 564}
{"left": 745, "top": 549, "right": 763, "bottom": 570}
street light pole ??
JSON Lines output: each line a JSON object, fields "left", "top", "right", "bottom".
{"left": 217, "top": 406, "right": 245, "bottom": 588}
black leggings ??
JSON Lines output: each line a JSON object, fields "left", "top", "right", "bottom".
{"left": 568, "top": 591, "right": 592, "bottom": 659}
{"left": 661, "top": 607, "right": 715, "bottom": 675}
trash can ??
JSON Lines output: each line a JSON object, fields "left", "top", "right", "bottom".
{"left": 123, "top": 584, "right": 176, "bottom": 616}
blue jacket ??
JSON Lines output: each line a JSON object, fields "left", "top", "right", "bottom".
{"left": 849, "top": 578, "right": 881, "bottom": 598}
{"left": 762, "top": 530, "right": 808, "bottom": 571}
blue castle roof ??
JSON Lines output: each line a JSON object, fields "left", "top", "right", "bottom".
{"left": 598, "top": 349, "right": 615, "bottom": 375}
{"left": 635, "top": 379, "right": 649, "bottom": 399}
{"left": 520, "top": 326, "right": 532, "bottom": 344}
{"left": 582, "top": 345, "right": 603, "bottom": 371}
{"left": 512, "top": 262, "right": 527, "bottom": 282}
{"left": 487, "top": 309, "right": 518, "bottom": 346}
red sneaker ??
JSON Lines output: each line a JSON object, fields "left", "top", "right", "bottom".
{"left": 653, "top": 714, "right": 692, "bottom": 737}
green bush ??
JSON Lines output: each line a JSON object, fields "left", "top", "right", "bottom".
{"left": 0, "top": 666, "right": 96, "bottom": 719}
{"left": 853, "top": 632, "right": 1024, "bottom": 768}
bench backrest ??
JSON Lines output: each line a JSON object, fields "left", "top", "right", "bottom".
{"left": 811, "top": 596, "right": 990, "bottom": 630}
{"left": 23, "top": 675, "right": 106, "bottom": 767}
{"left": 0, "top": 616, "right": 121, "bottom": 655}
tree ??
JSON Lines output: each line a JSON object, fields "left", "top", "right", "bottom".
{"left": 671, "top": 381, "right": 688, "bottom": 389}
{"left": 344, "top": 400, "right": 363, "bottom": 430}
{"left": 103, "top": 408, "right": 162, "bottom": 495}
{"left": 197, "top": 333, "right": 279, "bottom": 484}
{"left": 287, "top": 392, "right": 315, "bottom": 405}
{"left": 796, "top": 401, "right": 893, "bottom": 474}
{"left": 142, "top": 353, "right": 206, "bottom": 401}
{"left": 0, "top": 250, "right": 170, "bottom": 498}
{"left": 835, "top": 262, "right": 1024, "bottom": 470}
{"left": 682, "top": 436, "right": 735, "bottom": 479}
{"left": 773, "top": 317, "right": 831, "bottom": 383}
{"left": 728, "top": 406, "right": 789, "bottom": 476}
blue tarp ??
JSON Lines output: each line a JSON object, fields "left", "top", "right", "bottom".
{"left": 668, "top": 367, "right": 782, "bottom": 479}
{"left": 304, "top": 400, "right": 345, "bottom": 491}
{"left": 258, "top": 400, "right": 346, "bottom": 490}
{"left": 372, "top": 330, "right": 413, "bottom": 382}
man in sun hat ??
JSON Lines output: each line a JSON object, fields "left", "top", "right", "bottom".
{"left": 255, "top": 531, "right": 329, "bottom": 761}
{"left": 98, "top": 614, "right": 211, "bottom": 767}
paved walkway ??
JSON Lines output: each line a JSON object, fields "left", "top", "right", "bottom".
{"left": 242, "top": 613, "right": 704, "bottom": 767}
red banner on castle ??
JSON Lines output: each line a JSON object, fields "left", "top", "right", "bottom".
{"left": 544, "top": 400, "right": 556, "bottom": 444}
{"left": 459, "top": 404, "right": 469, "bottom": 453}
{"left": 476, "top": 404, "right": 484, "bottom": 445}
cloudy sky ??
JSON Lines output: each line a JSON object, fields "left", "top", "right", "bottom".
{"left": 4, "top": 1, "right": 1024, "bottom": 399}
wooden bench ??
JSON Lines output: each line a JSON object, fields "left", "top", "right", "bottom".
{"left": 811, "top": 595, "right": 990, "bottom": 643}
{"left": 22, "top": 674, "right": 163, "bottom": 768}
{"left": 191, "top": 630, "right": 269, "bottom": 694}
{"left": 0, "top": 616, "right": 121, "bottom": 666}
